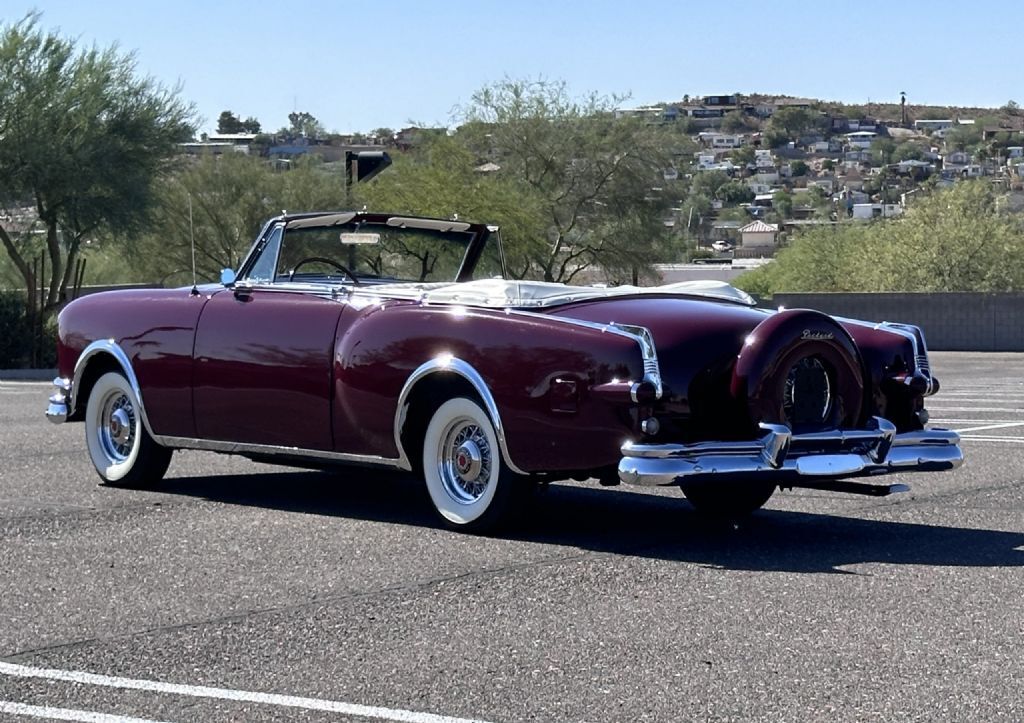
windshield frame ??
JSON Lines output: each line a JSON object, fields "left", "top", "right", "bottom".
{"left": 235, "top": 212, "right": 505, "bottom": 287}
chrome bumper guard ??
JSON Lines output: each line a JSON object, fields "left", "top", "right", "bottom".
{"left": 618, "top": 416, "right": 963, "bottom": 487}
{"left": 45, "top": 377, "right": 71, "bottom": 424}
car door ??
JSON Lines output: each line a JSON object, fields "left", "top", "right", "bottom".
{"left": 192, "top": 287, "right": 343, "bottom": 450}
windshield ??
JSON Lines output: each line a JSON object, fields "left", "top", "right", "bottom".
{"left": 242, "top": 218, "right": 504, "bottom": 285}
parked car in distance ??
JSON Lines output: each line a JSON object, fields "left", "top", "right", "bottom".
{"left": 46, "top": 211, "right": 963, "bottom": 531}
{"left": 711, "top": 240, "right": 734, "bottom": 253}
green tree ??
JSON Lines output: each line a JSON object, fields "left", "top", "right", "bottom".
{"left": 0, "top": 14, "right": 193, "bottom": 318}
{"left": 458, "top": 78, "right": 673, "bottom": 282}
{"left": 720, "top": 110, "right": 749, "bottom": 134}
{"left": 736, "top": 181, "right": 1024, "bottom": 294}
{"left": 766, "top": 106, "right": 824, "bottom": 143}
{"left": 731, "top": 145, "right": 755, "bottom": 166}
{"left": 772, "top": 190, "right": 794, "bottom": 218}
{"left": 354, "top": 133, "right": 547, "bottom": 278}
{"left": 892, "top": 141, "right": 925, "bottom": 162}
{"left": 689, "top": 170, "right": 731, "bottom": 199}
{"left": 241, "top": 116, "right": 261, "bottom": 133}
{"left": 135, "top": 154, "right": 348, "bottom": 285}
{"left": 945, "top": 123, "right": 983, "bottom": 152}
{"left": 790, "top": 160, "right": 809, "bottom": 177}
{"left": 871, "top": 137, "right": 897, "bottom": 165}
{"left": 716, "top": 180, "right": 755, "bottom": 204}
{"left": 217, "top": 110, "right": 244, "bottom": 134}
{"left": 286, "top": 111, "right": 324, "bottom": 138}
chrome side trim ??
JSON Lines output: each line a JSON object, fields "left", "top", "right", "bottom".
{"left": 839, "top": 316, "right": 936, "bottom": 396}
{"left": 70, "top": 340, "right": 157, "bottom": 437}
{"left": 877, "top": 321, "right": 935, "bottom": 395}
{"left": 618, "top": 416, "right": 963, "bottom": 487}
{"left": 395, "top": 355, "right": 527, "bottom": 475}
{"left": 501, "top": 309, "right": 664, "bottom": 400}
{"left": 608, "top": 322, "right": 663, "bottom": 399}
{"left": 151, "top": 435, "right": 405, "bottom": 469}
{"left": 232, "top": 280, "right": 352, "bottom": 299}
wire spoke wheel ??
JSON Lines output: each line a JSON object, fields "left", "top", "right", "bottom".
{"left": 85, "top": 371, "right": 172, "bottom": 487}
{"left": 438, "top": 417, "right": 494, "bottom": 504}
{"left": 422, "top": 397, "right": 520, "bottom": 532}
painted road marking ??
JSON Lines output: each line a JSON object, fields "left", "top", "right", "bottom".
{"left": 0, "top": 700, "right": 170, "bottom": 723}
{"left": 0, "top": 662, "right": 490, "bottom": 723}
{"left": 919, "top": 406, "right": 1024, "bottom": 413}
{"left": 930, "top": 419, "right": 1024, "bottom": 424}
{"left": 953, "top": 422, "right": 1024, "bottom": 434}
{"left": 960, "top": 435, "right": 1024, "bottom": 443}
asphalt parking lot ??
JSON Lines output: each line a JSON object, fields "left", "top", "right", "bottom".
{"left": 0, "top": 351, "right": 1022, "bottom": 722}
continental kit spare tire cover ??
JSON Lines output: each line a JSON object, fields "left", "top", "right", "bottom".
{"left": 730, "top": 309, "right": 864, "bottom": 433}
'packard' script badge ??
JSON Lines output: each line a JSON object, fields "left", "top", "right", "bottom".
{"left": 801, "top": 329, "right": 834, "bottom": 340}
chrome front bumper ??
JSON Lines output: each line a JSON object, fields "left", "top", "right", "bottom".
{"left": 45, "top": 377, "right": 71, "bottom": 424}
{"left": 618, "top": 417, "right": 963, "bottom": 487}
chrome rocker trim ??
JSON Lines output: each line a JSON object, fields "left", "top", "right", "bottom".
{"left": 150, "top": 435, "right": 406, "bottom": 469}
{"left": 618, "top": 416, "right": 963, "bottom": 487}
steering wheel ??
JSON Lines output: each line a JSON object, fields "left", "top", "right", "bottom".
{"left": 288, "top": 256, "right": 360, "bottom": 284}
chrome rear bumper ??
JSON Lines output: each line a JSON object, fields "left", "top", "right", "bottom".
{"left": 45, "top": 377, "right": 71, "bottom": 424}
{"left": 618, "top": 417, "right": 963, "bottom": 487}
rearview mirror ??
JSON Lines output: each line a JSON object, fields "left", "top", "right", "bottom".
{"left": 220, "top": 268, "right": 236, "bottom": 287}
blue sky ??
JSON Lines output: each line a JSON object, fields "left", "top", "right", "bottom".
{"left": 8, "top": 1, "right": 1024, "bottom": 134}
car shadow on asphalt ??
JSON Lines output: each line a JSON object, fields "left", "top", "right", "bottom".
{"left": 155, "top": 469, "right": 1024, "bottom": 574}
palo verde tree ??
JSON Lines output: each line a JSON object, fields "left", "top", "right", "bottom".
{"left": 458, "top": 78, "right": 674, "bottom": 283}
{"left": 135, "top": 153, "right": 349, "bottom": 285}
{"left": 354, "top": 133, "right": 547, "bottom": 278}
{"left": 0, "top": 14, "right": 193, "bottom": 317}
{"left": 736, "top": 181, "right": 1024, "bottom": 295}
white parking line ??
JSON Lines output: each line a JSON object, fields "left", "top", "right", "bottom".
{"left": 960, "top": 435, "right": 1024, "bottom": 443}
{"left": 0, "top": 662, "right": 490, "bottom": 723}
{"left": 953, "top": 422, "right": 1024, "bottom": 433}
{"left": 0, "top": 699, "right": 169, "bottom": 723}
{"left": 921, "top": 406, "right": 1024, "bottom": 413}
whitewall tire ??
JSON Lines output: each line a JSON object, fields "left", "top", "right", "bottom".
{"left": 422, "top": 397, "right": 519, "bottom": 532}
{"left": 85, "top": 371, "right": 172, "bottom": 487}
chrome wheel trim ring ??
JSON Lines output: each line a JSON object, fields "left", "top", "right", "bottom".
{"left": 437, "top": 416, "right": 493, "bottom": 505}
{"left": 96, "top": 390, "right": 137, "bottom": 463}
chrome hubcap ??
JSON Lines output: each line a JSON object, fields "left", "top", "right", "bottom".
{"left": 438, "top": 418, "right": 492, "bottom": 504}
{"left": 109, "top": 408, "right": 131, "bottom": 446}
{"left": 98, "top": 392, "right": 136, "bottom": 462}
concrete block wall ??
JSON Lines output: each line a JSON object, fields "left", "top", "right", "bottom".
{"left": 771, "top": 293, "right": 1024, "bottom": 351}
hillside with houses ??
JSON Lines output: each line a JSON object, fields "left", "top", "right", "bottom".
{"left": 178, "top": 93, "right": 1024, "bottom": 284}
{"left": 614, "top": 94, "right": 1024, "bottom": 275}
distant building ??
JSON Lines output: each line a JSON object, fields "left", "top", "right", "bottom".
{"left": 852, "top": 203, "right": 903, "bottom": 219}
{"left": 179, "top": 141, "right": 249, "bottom": 156}
{"left": 739, "top": 220, "right": 779, "bottom": 249}
{"left": 845, "top": 131, "right": 878, "bottom": 149}
{"left": 914, "top": 119, "right": 954, "bottom": 132}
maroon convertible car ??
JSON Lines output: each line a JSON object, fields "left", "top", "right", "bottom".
{"left": 46, "top": 212, "right": 963, "bottom": 531}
